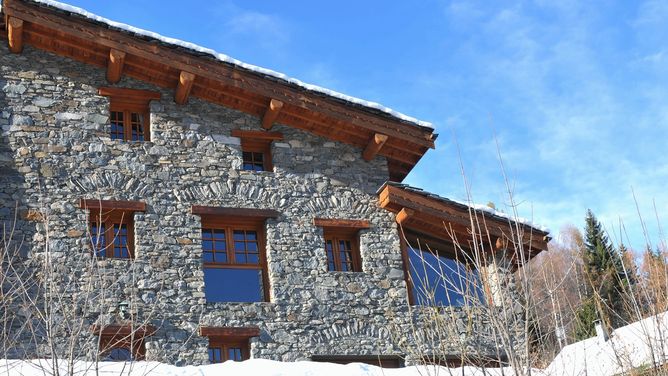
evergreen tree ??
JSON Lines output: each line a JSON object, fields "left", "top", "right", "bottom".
{"left": 574, "top": 210, "right": 631, "bottom": 338}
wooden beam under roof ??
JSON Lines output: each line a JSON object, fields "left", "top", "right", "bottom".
{"left": 362, "top": 133, "right": 388, "bottom": 161}
{"left": 105, "top": 48, "right": 125, "bottom": 83}
{"left": 7, "top": 17, "right": 24, "bottom": 53}
{"left": 261, "top": 99, "right": 283, "bottom": 130}
{"left": 174, "top": 71, "right": 195, "bottom": 105}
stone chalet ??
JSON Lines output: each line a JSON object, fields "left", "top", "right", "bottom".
{"left": 0, "top": 0, "right": 550, "bottom": 368}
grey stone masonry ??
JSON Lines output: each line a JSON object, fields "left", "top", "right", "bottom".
{"left": 0, "top": 43, "right": 522, "bottom": 366}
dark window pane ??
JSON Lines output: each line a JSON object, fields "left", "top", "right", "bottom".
{"left": 204, "top": 268, "right": 263, "bottom": 302}
{"left": 213, "top": 229, "right": 226, "bottom": 239}
{"left": 203, "top": 251, "right": 214, "bottom": 263}
{"left": 247, "top": 254, "right": 258, "bottom": 264}
{"left": 105, "top": 347, "right": 132, "bottom": 361}
{"left": 229, "top": 347, "right": 243, "bottom": 361}
{"left": 92, "top": 223, "right": 106, "bottom": 258}
{"left": 325, "top": 240, "right": 335, "bottom": 271}
{"left": 202, "top": 240, "right": 214, "bottom": 250}
{"left": 209, "top": 347, "right": 222, "bottom": 363}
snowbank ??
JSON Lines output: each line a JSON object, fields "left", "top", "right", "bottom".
{"left": 0, "top": 358, "right": 541, "bottom": 376}
{"left": 546, "top": 311, "right": 668, "bottom": 376}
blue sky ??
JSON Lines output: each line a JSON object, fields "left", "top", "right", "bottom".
{"left": 63, "top": 0, "right": 668, "bottom": 250}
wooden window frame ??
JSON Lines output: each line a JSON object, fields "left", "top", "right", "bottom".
{"left": 99, "top": 87, "right": 160, "bottom": 142}
{"left": 231, "top": 130, "right": 283, "bottom": 172}
{"left": 92, "top": 324, "right": 156, "bottom": 361}
{"left": 314, "top": 218, "right": 369, "bottom": 273}
{"left": 81, "top": 199, "right": 146, "bottom": 260}
{"left": 401, "top": 229, "right": 484, "bottom": 307}
{"left": 194, "top": 206, "right": 274, "bottom": 302}
{"left": 200, "top": 326, "right": 259, "bottom": 363}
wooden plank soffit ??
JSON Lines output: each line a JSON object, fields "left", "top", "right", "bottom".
{"left": 106, "top": 48, "right": 126, "bottom": 84}
{"left": 230, "top": 129, "right": 284, "bottom": 141}
{"left": 79, "top": 198, "right": 147, "bottom": 212}
{"left": 261, "top": 99, "right": 284, "bottom": 130}
{"left": 362, "top": 133, "right": 389, "bottom": 161}
{"left": 174, "top": 71, "right": 195, "bottom": 105}
{"left": 7, "top": 17, "right": 24, "bottom": 53}
{"left": 313, "top": 218, "right": 370, "bottom": 229}
{"left": 191, "top": 205, "right": 280, "bottom": 219}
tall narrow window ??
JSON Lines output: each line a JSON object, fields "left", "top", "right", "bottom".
{"left": 231, "top": 130, "right": 283, "bottom": 172}
{"left": 81, "top": 199, "right": 146, "bottom": 260}
{"left": 314, "top": 218, "right": 369, "bottom": 273}
{"left": 99, "top": 87, "right": 160, "bottom": 142}
{"left": 193, "top": 206, "right": 278, "bottom": 303}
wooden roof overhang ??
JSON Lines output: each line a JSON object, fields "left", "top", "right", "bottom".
{"left": 378, "top": 183, "right": 550, "bottom": 266}
{"left": 1, "top": 0, "right": 436, "bottom": 181}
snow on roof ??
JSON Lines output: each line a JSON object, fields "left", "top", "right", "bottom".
{"left": 23, "top": 0, "right": 434, "bottom": 131}
{"left": 545, "top": 311, "right": 668, "bottom": 376}
{"left": 383, "top": 182, "right": 551, "bottom": 234}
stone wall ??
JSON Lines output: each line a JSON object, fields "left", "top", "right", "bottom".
{"left": 0, "top": 43, "right": 519, "bottom": 365}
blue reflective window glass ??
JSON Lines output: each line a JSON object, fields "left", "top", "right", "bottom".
{"left": 204, "top": 268, "right": 263, "bottom": 302}
{"left": 408, "top": 247, "right": 483, "bottom": 306}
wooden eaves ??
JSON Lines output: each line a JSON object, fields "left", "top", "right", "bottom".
{"left": 1, "top": 0, "right": 437, "bottom": 181}
{"left": 378, "top": 183, "right": 551, "bottom": 265}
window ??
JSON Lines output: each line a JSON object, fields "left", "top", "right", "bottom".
{"left": 98, "top": 87, "right": 161, "bottom": 142}
{"left": 231, "top": 130, "right": 283, "bottom": 172}
{"left": 193, "top": 206, "right": 278, "bottom": 302}
{"left": 93, "top": 324, "right": 155, "bottom": 361}
{"left": 200, "top": 326, "right": 259, "bottom": 364}
{"left": 403, "top": 236, "right": 484, "bottom": 306}
{"left": 314, "top": 218, "right": 369, "bottom": 272}
{"left": 80, "top": 199, "right": 146, "bottom": 260}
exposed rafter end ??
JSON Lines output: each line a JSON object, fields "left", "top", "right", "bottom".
{"left": 261, "top": 99, "right": 284, "bottom": 130}
{"left": 106, "top": 49, "right": 126, "bottom": 83}
{"left": 8, "top": 17, "right": 24, "bottom": 54}
{"left": 362, "top": 133, "right": 388, "bottom": 161}
{"left": 395, "top": 208, "right": 415, "bottom": 225}
{"left": 175, "top": 71, "right": 195, "bottom": 105}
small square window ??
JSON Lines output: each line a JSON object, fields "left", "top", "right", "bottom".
{"left": 81, "top": 199, "right": 146, "bottom": 260}
{"left": 201, "top": 326, "right": 259, "bottom": 364}
{"left": 231, "top": 130, "right": 283, "bottom": 172}
{"left": 90, "top": 211, "right": 134, "bottom": 259}
{"left": 99, "top": 87, "right": 160, "bottom": 142}
{"left": 93, "top": 324, "right": 155, "bottom": 361}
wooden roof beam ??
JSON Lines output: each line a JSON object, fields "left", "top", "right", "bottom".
{"left": 395, "top": 208, "right": 415, "bottom": 225}
{"left": 362, "top": 133, "right": 388, "bottom": 161}
{"left": 7, "top": 17, "right": 24, "bottom": 53}
{"left": 261, "top": 99, "right": 283, "bottom": 130}
{"left": 105, "top": 48, "right": 125, "bottom": 83}
{"left": 175, "top": 71, "right": 195, "bottom": 105}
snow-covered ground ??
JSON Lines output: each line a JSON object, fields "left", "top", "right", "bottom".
{"left": 546, "top": 311, "right": 668, "bottom": 376}
{"left": 0, "top": 358, "right": 535, "bottom": 376}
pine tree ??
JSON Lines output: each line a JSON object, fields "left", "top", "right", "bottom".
{"left": 574, "top": 210, "right": 631, "bottom": 338}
